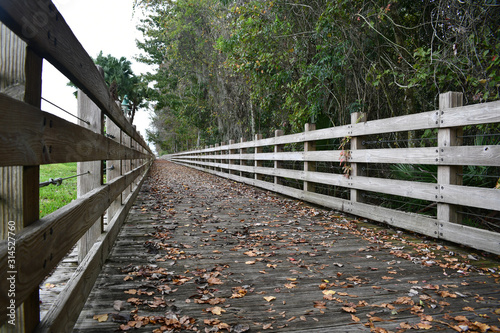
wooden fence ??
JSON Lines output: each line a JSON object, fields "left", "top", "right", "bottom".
{"left": 0, "top": 1, "right": 154, "bottom": 332}
{"left": 168, "top": 93, "right": 500, "bottom": 256}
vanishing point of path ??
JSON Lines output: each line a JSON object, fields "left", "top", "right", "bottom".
{"left": 74, "top": 161, "right": 500, "bottom": 332}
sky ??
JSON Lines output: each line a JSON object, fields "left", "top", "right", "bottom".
{"left": 41, "top": 0, "right": 155, "bottom": 152}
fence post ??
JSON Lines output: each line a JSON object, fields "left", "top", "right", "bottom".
{"left": 0, "top": 46, "right": 43, "bottom": 333}
{"left": 254, "top": 134, "right": 263, "bottom": 181}
{"left": 106, "top": 110, "right": 122, "bottom": 223}
{"left": 214, "top": 143, "right": 220, "bottom": 172}
{"left": 350, "top": 112, "right": 367, "bottom": 203}
{"left": 438, "top": 92, "right": 463, "bottom": 230}
{"left": 77, "top": 65, "right": 104, "bottom": 263}
{"left": 122, "top": 131, "right": 131, "bottom": 200}
{"left": 274, "top": 130, "right": 284, "bottom": 185}
{"left": 228, "top": 140, "right": 236, "bottom": 175}
{"left": 209, "top": 145, "right": 214, "bottom": 171}
{"left": 220, "top": 142, "right": 226, "bottom": 173}
{"left": 240, "top": 138, "right": 246, "bottom": 178}
{"left": 304, "top": 124, "right": 316, "bottom": 193}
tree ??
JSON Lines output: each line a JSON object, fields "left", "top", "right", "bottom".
{"left": 68, "top": 51, "right": 148, "bottom": 124}
{"left": 135, "top": 0, "right": 499, "bottom": 152}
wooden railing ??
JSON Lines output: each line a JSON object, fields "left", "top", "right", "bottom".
{"left": 169, "top": 93, "right": 500, "bottom": 256}
{"left": 0, "top": 1, "right": 154, "bottom": 332}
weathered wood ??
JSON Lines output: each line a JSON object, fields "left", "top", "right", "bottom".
{"left": 0, "top": 22, "right": 25, "bottom": 96}
{"left": 437, "top": 92, "right": 463, "bottom": 226}
{"left": 0, "top": 163, "right": 148, "bottom": 323}
{"left": 254, "top": 134, "right": 264, "bottom": 181}
{"left": 274, "top": 130, "right": 284, "bottom": 185}
{"left": 36, "top": 165, "right": 149, "bottom": 333}
{"left": 304, "top": 124, "right": 316, "bottom": 193}
{"left": 22, "top": 47, "right": 43, "bottom": 333}
{"left": 350, "top": 112, "right": 367, "bottom": 204}
{"left": 73, "top": 162, "right": 500, "bottom": 333}
{"left": 0, "top": 93, "right": 148, "bottom": 166}
{"left": 106, "top": 116, "right": 122, "bottom": 221}
{"left": 179, "top": 145, "right": 500, "bottom": 167}
{"left": 0, "top": 47, "right": 42, "bottom": 332}
{"left": 77, "top": 83, "right": 104, "bottom": 263}
{"left": 0, "top": 0, "right": 150, "bottom": 151}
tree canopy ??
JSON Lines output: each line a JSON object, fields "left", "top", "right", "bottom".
{"left": 134, "top": 0, "right": 500, "bottom": 155}
{"left": 70, "top": 51, "right": 148, "bottom": 124}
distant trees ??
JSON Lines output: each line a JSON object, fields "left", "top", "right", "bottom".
{"left": 94, "top": 51, "right": 148, "bottom": 124}
{"left": 70, "top": 51, "right": 148, "bottom": 124}
{"left": 134, "top": 0, "right": 500, "bottom": 154}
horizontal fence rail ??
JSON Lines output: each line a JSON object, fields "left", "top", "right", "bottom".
{"left": 0, "top": 1, "right": 154, "bottom": 331}
{"left": 168, "top": 93, "right": 500, "bottom": 256}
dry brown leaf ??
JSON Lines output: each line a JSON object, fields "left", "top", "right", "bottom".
{"left": 342, "top": 306, "right": 356, "bottom": 313}
{"left": 262, "top": 323, "right": 273, "bottom": 330}
{"left": 438, "top": 290, "right": 457, "bottom": 298}
{"left": 207, "top": 306, "right": 226, "bottom": 315}
{"left": 322, "top": 290, "right": 336, "bottom": 295}
{"left": 313, "top": 301, "right": 327, "bottom": 309}
{"left": 93, "top": 314, "right": 108, "bottom": 322}
{"left": 264, "top": 296, "right": 276, "bottom": 302}
{"left": 416, "top": 323, "right": 432, "bottom": 329}
{"left": 351, "top": 314, "right": 360, "bottom": 322}
{"left": 473, "top": 322, "right": 491, "bottom": 333}
{"left": 245, "top": 260, "right": 256, "bottom": 265}
{"left": 207, "top": 277, "right": 223, "bottom": 285}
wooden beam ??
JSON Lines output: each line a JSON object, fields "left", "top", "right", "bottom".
{"left": 77, "top": 82, "right": 103, "bottom": 263}
{"left": 437, "top": 92, "right": 463, "bottom": 228}
{"left": 0, "top": 0, "right": 151, "bottom": 152}
{"left": 304, "top": 124, "right": 316, "bottom": 193}
{"left": 36, "top": 166, "right": 149, "bottom": 333}
{"left": 0, "top": 163, "right": 148, "bottom": 323}
{"left": 0, "top": 93, "right": 148, "bottom": 166}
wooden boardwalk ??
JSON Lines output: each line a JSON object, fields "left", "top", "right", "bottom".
{"left": 72, "top": 161, "right": 500, "bottom": 332}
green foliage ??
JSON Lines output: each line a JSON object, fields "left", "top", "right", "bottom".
{"left": 136, "top": 0, "right": 500, "bottom": 153}
{"left": 39, "top": 163, "right": 77, "bottom": 218}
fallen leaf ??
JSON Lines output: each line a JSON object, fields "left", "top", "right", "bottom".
{"left": 207, "top": 306, "right": 226, "bottom": 315}
{"left": 473, "top": 322, "right": 490, "bottom": 332}
{"left": 264, "top": 296, "right": 276, "bottom": 302}
{"left": 416, "top": 323, "right": 432, "bottom": 329}
{"left": 207, "top": 277, "right": 223, "bottom": 285}
{"left": 314, "top": 301, "right": 327, "bottom": 309}
{"left": 322, "top": 290, "right": 336, "bottom": 296}
{"left": 342, "top": 306, "right": 356, "bottom": 313}
{"left": 351, "top": 314, "right": 360, "bottom": 322}
{"left": 93, "top": 314, "right": 109, "bottom": 322}
{"left": 262, "top": 323, "right": 273, "bottom": 330}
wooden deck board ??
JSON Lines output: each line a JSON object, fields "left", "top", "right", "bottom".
{"left": 71, "top": 161, "right": 499, "bottom": 332}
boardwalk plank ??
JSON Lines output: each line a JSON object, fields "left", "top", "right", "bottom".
{"left": 72, "top": 161, "right": 500, "bottom": 333}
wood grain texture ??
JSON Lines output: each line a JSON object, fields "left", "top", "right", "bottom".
{"left": 0, "top": 93, "right": 148, "bottom": 166}
{"left": 0, "top": 163, "right": 149, "bottom": 322}
{"left": 37, "top": 166, "right": 149, "bottom": 333}
{"left": 0, "top": 0, "right": 150, "bottom": 151}
{"left": 77, "top": 88, "right": 103, "bottom": 263}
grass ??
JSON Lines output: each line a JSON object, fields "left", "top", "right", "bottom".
{"left": 39, "top": 163, "right": 77, "bottom": 218}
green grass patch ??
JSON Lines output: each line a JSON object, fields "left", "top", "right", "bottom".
{"left": 39, "top": 162, "right": 77, "bottom": 218}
